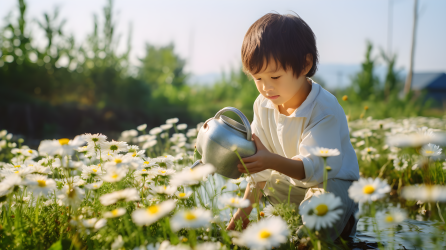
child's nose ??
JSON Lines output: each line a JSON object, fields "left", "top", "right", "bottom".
{"left": 263, "top": 81, "right": 274, "bottom": 92}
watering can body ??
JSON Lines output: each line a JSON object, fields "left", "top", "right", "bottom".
{"left": 193, "top": 107, "right": 257, "bottom": 179}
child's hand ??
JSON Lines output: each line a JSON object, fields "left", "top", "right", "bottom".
{"left": 237, "top": 134, "right": 278, "bottom": 174}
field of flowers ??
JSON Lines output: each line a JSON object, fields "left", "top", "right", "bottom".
{"left": 0, "top": 114, "right": 445, "bottom": 250}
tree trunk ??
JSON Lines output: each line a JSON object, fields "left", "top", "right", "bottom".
{"left": 404, "top": 0, "right": 418, "bottom": 95}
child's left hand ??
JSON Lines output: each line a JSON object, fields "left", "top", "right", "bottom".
{"left": 237, "top": 134, "right": 278, "bottom": 174}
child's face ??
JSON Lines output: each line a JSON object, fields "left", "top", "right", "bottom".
{"left": 250, "top": 57, "right": 311, "bottom": 107}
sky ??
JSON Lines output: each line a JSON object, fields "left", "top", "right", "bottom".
{"left": 1, "top": 0, "right": 446, "bottom": 86}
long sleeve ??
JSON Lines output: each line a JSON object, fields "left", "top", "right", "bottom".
{"left": 248, "top": 97, "right": 273, "bottom": 183}
{"left": 288, "top": 113, "right": 343, "bottom": 187}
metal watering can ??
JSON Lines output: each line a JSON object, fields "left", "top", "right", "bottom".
{"left": 192, "top": 107, "right": 257, "bottom": 179}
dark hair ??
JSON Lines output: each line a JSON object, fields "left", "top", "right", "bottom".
{"left": 241, "top": 12, "right": 318, "bottom": 77}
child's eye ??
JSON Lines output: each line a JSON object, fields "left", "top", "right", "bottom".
{"left": 256, "top": 78, "right": 261, "bottom": 81}
{"left": 271, "top": 76, "right": 281, "bottom": 80}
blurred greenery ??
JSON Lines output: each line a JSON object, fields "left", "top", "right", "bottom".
{"left": 0, "top": 0, "right": 442, "bottom": 145}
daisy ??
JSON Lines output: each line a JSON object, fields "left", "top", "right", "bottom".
{"left": 81, "top": 165, "right": 102, "bottom": 179}
{"left": 299, "top": 193, "right": 343, "bottom": 231}
{"left": 177, "top": 124, "right": 187, "bottom": 130}
{"left": 133, "top": 169, "right": 155, "bottom": 181}
{"left": 233, "top": 216, "right": 289, "bottom": 250}
{"left": 29, "top": 164, "right": 51, "bottom": 175}
{"left": 111, "top": 235, "right": 124, "bottom": 250}
{"left": 420, "top": 143, "right": 442, "bottom": 158}
{"left": 348, "top": 177, "right": 391, "bottom": 203}
{"left": 402, "top": 185, "right": 446, "bottom": 202}
{"left": 375, "top": 207, "right": 407, "bottom": 230}
{"left": 25, "top": 174, "right": 56, "bottom": 197}
{"left": 0, "top": 174, "right": 22, "bottom": 197}
{"left": 22, "top": 148, "right": 38, "bottom": 159}
{"left": 157, "top": 155, "right": 177, "bottom": 168}
{"left": 104, "top": 208, "right": 126, "bottom": 218}
{"left": 219, "top": 195, "right": 250, "bottom": 208}
{"left": 99, "top": 188, "right": 140, "bottom": 206}
{"left": 142, "top": 140, "right": 157, "bottom": 149}
{"left": 85, "top": 181, "right": 103, "bottom": 190}
{"left": 132, "top": 200, "right": 176, "bottom": 226}
{"left": 393, "top": 158, "right": 408, "bottom": 171}
{"left": 137, "top": 124, "right": 147, "bottom": 131}
{"left": 38, "top": 135, "right": 86, "bottom": 156}
{"left": 195, "top": 242, "right": 224, "bottom": 250}
{"left": 149, "top": 127, "right": 163, "bottom": 135}
{"left": 386, "top": 132, "right": 446, "bottom": 148}
{"left": 170, "top": 164, "right": 216, "bottom": 186}
{"left": 82, "top": 218, "right": 107, "bottom": 233}
{"left": 101, "top": 165, "right": 127, "bottom": 183}
{"left": 262, "top": 204, "right": 278, "bottom": 218}
{"left": 174, "top": 190, "right": 193, "bottom": 199}
{"left": 170, "top": 207, "right": 212, "bottom": 232}
{"left": 186, "top": 128, "right": 197, "bottom": 137}
{"left": 229, "top": 177, "right": 245, "bottom": 185}
{"left": 57, "top": 185, "right": 85, "bottom": 209}
{"left": 160, "top": 124, "right": 173, "bottom": 130}
{"left": 151, "top": 166, "right": 176, "bottom": 177}
{"left": 308, "top": 147, "right": 340, "bottom": 158}
{"left": 102, "top": 140, "right": 128, "bottom": 153}
{"left": 166, "top": 118, "right": 179, "bottom": 124}
{"left": 151, "top": 185, "right": 178, "bottom": 196}
{"left": 83, "top": 133, "right": 107, "bottom": 146}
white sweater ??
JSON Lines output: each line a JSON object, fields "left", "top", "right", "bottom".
{"left": 250, "top": 78, "right": 360, "bottom": 192}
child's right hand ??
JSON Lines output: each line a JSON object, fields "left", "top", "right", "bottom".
{"left": 226, "top": 209, "right": 251, "bottom": 230}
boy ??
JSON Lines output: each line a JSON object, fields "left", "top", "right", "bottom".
{"left": 226, "top": 13, "right": 360, "bottom": 241}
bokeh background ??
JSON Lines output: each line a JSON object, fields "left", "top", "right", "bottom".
{"left": 1, "top": 0, "right": 445, "bottom": 146}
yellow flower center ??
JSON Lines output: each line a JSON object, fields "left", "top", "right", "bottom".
{"left": 315, "top": 204, "right": 328, "bottom": 216}
{"left": 112, "top": 209, "right": 119, "bottom": 216}
{"left": 14, "top": 165, "right": 20, "bottom": 168}
{"left": 182, "top": 238, "right": 188, "bottom": 243}
{"left": 425, "top": 150, "right": 434, "bottom": 155}
{"left": 184, "top": 212, "right": 196, "bottom": 221}
{"left": 114, "top": 159, "right": 122, "bottom": 164}
{"left": 179, "top": 193, "right": 186, "bottom": 197}
{"left": 259, "top": 229, "right": 271, "bottom": 239}
{"left": 58, "top": 138, "right": 70, "bottom": 145}
{"left": 144, "top": 161, "right": 150, "bottom": 165}
{"left": 92, "top": 169, "right": 97, "bottom": 173}
{"left": 28, "top": 150, "right": 33, "bottom": 153}
{"left": 230, "top": 198, "right": 238, "bottom": 204}
{"left": 164, "top": 156, "right": 167, "bottom": 158}
{"left": 93, "top": 185, "right": 98, "bottom": 188}
{"left": 385, "top": 215, "right": 394, "bottom": 223}
{"left": 142, "top": 169, "right": 147, "bottom": 172}
{"left": 363, "top": 185, "right": 375, "bottom": 194}
{"left": 147, "top": 205, "right": 159, "bottom": 214}
{"left": 260, "top": 212, "right": 265, "bottom": 217}
{"left": 112, "top": 173, "right": 119, "bottom": 179}
{"left": 319, "top": 150, "right": 328, "bottom": 154}
{"left": 37, "top": 180, "right": 46, "bottom": 187}
{"left": 132, "top": 152, "right": 137, "bottom": 157}
{"left": 98, "top": 163, "right": 101, "bottom": 166}
{"left": 14, "top": 171, "right": 19, "bottom": 174}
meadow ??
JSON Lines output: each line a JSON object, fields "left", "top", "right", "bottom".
{"left": 1, "top": 1, "right": 446, "bottom": 249}
{"left": 0, "top": 112, "right": 445, "bottom": 250}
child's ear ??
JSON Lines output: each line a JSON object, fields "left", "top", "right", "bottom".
{"left": 303, "top": 53, "right": 313, "bottom": 76}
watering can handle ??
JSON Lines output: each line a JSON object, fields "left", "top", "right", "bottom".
{"left": 214, "top": 107, "right": 252, "bottom": 141}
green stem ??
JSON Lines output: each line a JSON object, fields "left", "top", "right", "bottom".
{"left": 323, "top": 158, "right": 328, "bottom": 192}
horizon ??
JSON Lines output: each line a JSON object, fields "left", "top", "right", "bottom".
{"left": 2, "top": 0, "right": 445, "bottom": 88}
